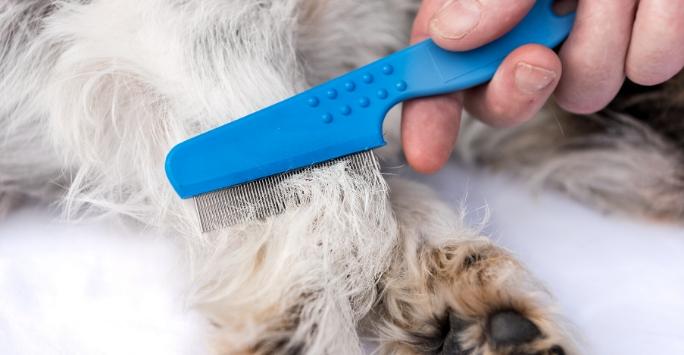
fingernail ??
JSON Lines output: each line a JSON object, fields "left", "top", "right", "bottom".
{"left": 430, "top": 0, "right": 482, "bottom": 40}
{"left": 514, "top": 62, "right": 557, "bottom": 94}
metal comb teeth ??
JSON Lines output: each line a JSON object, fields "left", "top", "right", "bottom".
{"left": 194, "top": 150, "right": 381, "bottom": 232}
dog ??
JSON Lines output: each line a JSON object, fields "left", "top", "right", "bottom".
{"left": 5, "top": 0, "right": 680, "bottom": 354}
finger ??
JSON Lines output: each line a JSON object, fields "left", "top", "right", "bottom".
{"left": 464, "top": 45, "right": 562, "bottom": 127}
{"left": 626, "top": 0, "right": 684, "bottom": 85}
{"left": 401, "top": 93, "right": 463, "bottom": 174}
{"left": 402, "top": 5, "right": 465, "bottom": 174}
{"left": 411, "top": 0, "right": 439, "bottom": 42}
{"left": 419, "top": 0, "right": 535, "bottom": 51}
{"left": 555, "top": 0, "right": 638, "bottom": 114}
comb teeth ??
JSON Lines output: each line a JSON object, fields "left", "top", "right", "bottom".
{"left": 194, "top": 150, "right": 381, "bottom": 232}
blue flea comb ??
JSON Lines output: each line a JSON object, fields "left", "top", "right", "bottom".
{"left": 166, "top": 0, "right": 575, "bottom": 232}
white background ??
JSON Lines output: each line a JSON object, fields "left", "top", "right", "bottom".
{"left": 1, "top": 162, "right": 683, "bottom": 354}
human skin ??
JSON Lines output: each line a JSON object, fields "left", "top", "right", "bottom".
{"left": 402, "top": 0, "right": 684, "bottom": 173}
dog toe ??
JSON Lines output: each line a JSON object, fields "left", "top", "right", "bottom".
{"left": 439, "top": 313, "right": 470, "bottom": 355}
{"left": 487, "top": 310, "right": 541, "bottom": 346}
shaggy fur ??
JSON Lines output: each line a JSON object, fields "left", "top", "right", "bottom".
{"left": 460, "top": 73, "right": 684, "bottom": 223}
{"left": 9, "top": 0, "right": 683, "bottom": 354}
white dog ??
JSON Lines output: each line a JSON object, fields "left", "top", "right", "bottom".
{"left": 11, "top": 0, "right": 684, "bottom": 354}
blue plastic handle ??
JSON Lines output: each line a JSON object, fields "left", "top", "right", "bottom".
{"left": 166, "top": 0, "right": 575, "bottom": 198}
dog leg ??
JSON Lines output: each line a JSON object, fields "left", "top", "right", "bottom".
{"left": 194, "top": 159, "right": 399, "bottom": 355}
{"left": 371, "top": 179, "right": 577, "bottom": 355}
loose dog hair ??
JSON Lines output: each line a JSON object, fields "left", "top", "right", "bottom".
{"left": 3, "top": 0, "right": 681, "bottom": 354}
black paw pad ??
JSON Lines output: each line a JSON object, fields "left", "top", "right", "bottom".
{"left": 439, "top": 313, "right": 470, "bottom": 355}
{"left": 549, "top": 345, "right": 566, "bottom": 355}
{"left": 487, "top": 310, "right": 541, "bottom": 346}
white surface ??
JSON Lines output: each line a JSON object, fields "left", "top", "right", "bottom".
{"left": 1, "top": 162, "right": 683, "bottom": 354}
{"left": 0, "top": 213, "right": 209, "bottom": 355}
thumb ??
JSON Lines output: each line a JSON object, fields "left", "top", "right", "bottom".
{"left": 416, "top": 0, "right": 536, "bottom": 51}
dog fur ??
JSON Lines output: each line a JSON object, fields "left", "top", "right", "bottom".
{"left": 459, "top": 74, "right": 684, "bottom": 223}
{"left": 4, "top": 0, "right": 681, "bottom": 354}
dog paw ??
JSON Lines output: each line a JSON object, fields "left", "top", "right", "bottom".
{"left": 438, "top": 310, "right": 567, "bottom": 355}
{"left": 373, "top": 240, "right": 577, "bottom": 355}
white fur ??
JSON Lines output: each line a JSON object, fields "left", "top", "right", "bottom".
{"left": 0, "top": 1, "right": 415, "bottom": 352}
{"left": 0, "top": 1, "right": 575, "bottom": 354}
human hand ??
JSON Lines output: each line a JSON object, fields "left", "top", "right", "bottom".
{"left": 402, "top": 0, "right": 684, "bottom": 173}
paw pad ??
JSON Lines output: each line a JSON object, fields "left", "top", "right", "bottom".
{"left": 488, "top": 310, "right": 541, "bottom": 346}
